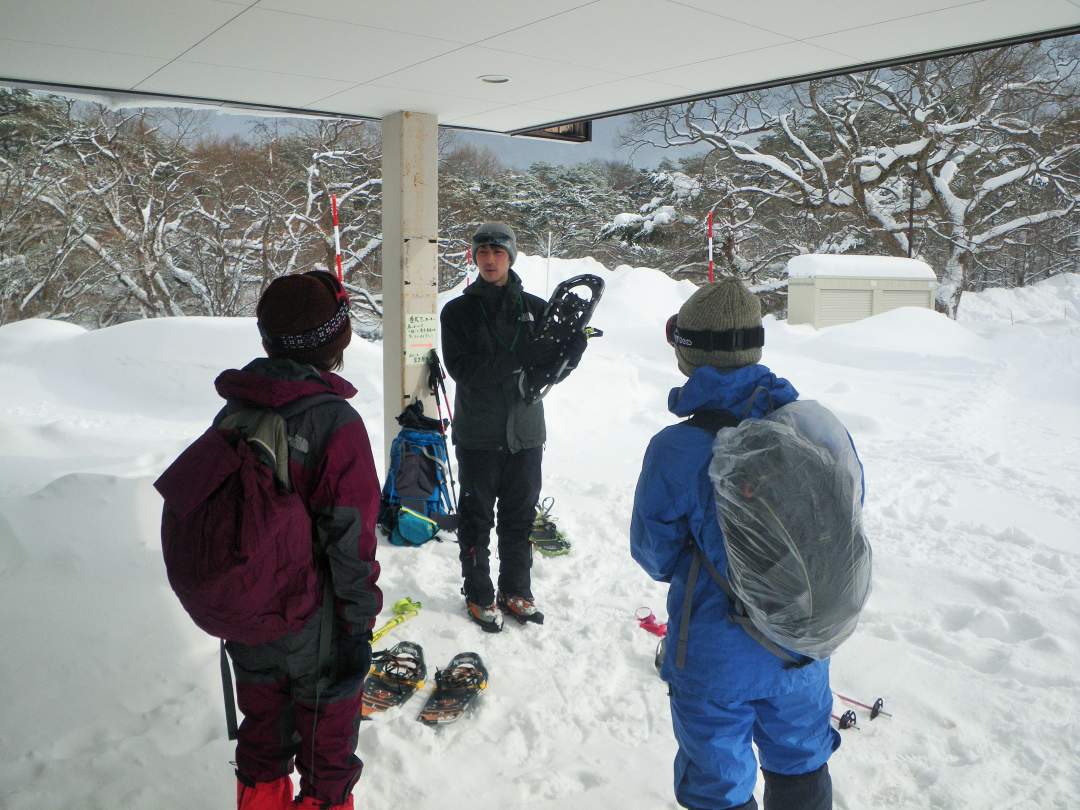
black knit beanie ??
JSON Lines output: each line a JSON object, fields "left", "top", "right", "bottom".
{"left": 675, "top": 277, "right": 763, "bottom": 376}
{"left": 256, "top": 271, "right": 352, "bottom": 369}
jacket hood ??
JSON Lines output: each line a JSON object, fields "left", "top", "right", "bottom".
{"left": 668, "top": 363, "right": 798, "bottom": 419}
{"left": 214, "top": 357, "right": 357, "bottom": 407}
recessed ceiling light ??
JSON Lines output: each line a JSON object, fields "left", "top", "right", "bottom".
{"left": 478, "top": 74, "right": 511, "bottom": 84}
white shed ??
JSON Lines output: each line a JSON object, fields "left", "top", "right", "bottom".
{"left": 786, "top": 255, "right": 939, "bottom": 328}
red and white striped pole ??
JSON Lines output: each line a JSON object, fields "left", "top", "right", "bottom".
{"left": 707, "top": 209, "right": 715, "bottom": 283}
{"left": 330, "top": 194, "right": 344, "bottom": 283}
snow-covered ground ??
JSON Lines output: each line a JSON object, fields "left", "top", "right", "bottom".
{"left": 1, "top": 259, "right": 1078, "bottom": 810}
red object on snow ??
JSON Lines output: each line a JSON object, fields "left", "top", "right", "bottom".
{"left": 636, "top": 607, "right": 668, "bottom": 638}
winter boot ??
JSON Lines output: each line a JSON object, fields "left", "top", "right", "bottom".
{"left": 497, "top": 590, "right": 545, "bottom": 625}
{"left": 236, "top": 773, "right": 293, "bottom": 810}
{"left": 763, "top": 763, "right": 832, "bottom": 810}
{"left": 466, "top": 600, "right": 503, "bottom": 633}
{"left": 293, "top": 794, "right": 354, "bottom": 810}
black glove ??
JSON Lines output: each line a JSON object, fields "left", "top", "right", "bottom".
{"left": 566, "top": 330, "right": 588, "bottom": 363}
{"left": 336, "top": 631, "right": 372, "bottom": 682}
{"left": 518, "top": 337, "right": 561, "bottom": 369}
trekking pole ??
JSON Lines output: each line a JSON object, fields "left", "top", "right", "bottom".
{"left": 426, "top": 351, "right": 459, "bottom": 509}
{"left": 832, "top": 710, "right": 858, "bottom": 730}
{"left": 433, "top": 358, "right": 455, "bottom": 425}
{"left": 833, "top": 692, "right": 891, "bottom": 719}
{"left": 426, "top": 350, "right": 455, "bottom": 428}
{"left": 371, "top": 598, "right": 422, "bottom": 644}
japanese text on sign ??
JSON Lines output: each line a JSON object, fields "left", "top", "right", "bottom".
{"left": 405, "top": 313, "right": 437, "bottom": 365}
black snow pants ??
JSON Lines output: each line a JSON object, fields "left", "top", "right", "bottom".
{"left": 455, "top": 446, "right": 542, "bottom": 605}
{"left": 715, "top": 765, "right": 833, "bottom": 810}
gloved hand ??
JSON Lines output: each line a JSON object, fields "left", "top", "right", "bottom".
{"left": 336, "top": 631, "right": 373, "bottom": 682}
{"left": 566, "top": 330, "right": 587, "bottom": 363}
{"left": 518, "top": 337, "right": 561, "bottom": 369}
{"left": 527, "top": 331, "right": 589, "bottom": 387}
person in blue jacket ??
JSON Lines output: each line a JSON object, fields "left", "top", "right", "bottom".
{"left": 630, "top": 277, "right": 840, "bottom": 810}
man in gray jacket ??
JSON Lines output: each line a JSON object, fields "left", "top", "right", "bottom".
{"left": 440, "top": 223, "right": 585, "bottom": 631}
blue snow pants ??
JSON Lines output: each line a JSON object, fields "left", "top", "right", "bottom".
{"left": 670, "top": 678, "right": 840, "bottom": 810}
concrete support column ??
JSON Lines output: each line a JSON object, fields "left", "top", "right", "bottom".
{"left": 381, "top": 111, "right": 438, "bottom": 468}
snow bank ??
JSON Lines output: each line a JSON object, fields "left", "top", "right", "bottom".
{"left": 797, "top": 307, "right": 995, "bottom": 372}
{"left": 0, "top": 317, "right": 86, "bottom": 360}
{"left": 959, "top": 273, "right": 1080, "bottom": 325}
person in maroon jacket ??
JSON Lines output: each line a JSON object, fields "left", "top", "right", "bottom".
{"left": 220, "top": 271, "right": 382, "bottom": 810}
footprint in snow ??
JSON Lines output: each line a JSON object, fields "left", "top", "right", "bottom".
{"left": 940, "top": 604, "right": 1045, "bottom": 643}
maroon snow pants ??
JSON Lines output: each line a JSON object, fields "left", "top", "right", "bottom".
{"left": 226, "top": 613, "right": 369, "bottom": 805}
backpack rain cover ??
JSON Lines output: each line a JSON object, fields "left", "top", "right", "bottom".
{"left": 708, "top": 400, "right": 872, "bottom": 660}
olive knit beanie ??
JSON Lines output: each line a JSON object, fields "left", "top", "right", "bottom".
{"left": 675, "top": 277, "right": 763, "bottom": 376}
{"left": 472, "top": 222, "right": 518, "bottom": 266}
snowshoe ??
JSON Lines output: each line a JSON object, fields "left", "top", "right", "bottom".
{"left": 497, "top": 590, "right": 545, "bottom": 625}
{"left": 416, "top": 652, "right": 488, "bottom": 725}
{"left": 519, "top": 274, "right": 605, "bottom": 404}
{"left": 361, "top": 641, "right": 427, "bottom": 718}
{"left": 530, "top": 496, "right": 571, "bottom": 557}
{"left": 465, "top": 600, "right": 503, "bottom": 633}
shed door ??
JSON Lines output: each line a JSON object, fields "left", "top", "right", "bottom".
{"left": 818, "top": 289, "right": 872, "bottom": 326}
{"left": 879, "top": 289, "right": 930, "bottom": 313}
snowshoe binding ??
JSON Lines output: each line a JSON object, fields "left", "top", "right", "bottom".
{"left": 416, "top": 652, "right": 488, "bottom": 725}
{"left": 519, "top": 274, "right": 605, "bottom": 404}
{"left": 465, "top": 599, "right": 503, "bottom": 633}
{"left": 497, "top": 590, "right": 545, "bottom": 625}
{"left": 361, "top": 641, "right": 427, "bottom": 718}
{"left": 530, "top": 496, "right": 571, "bottom": 557}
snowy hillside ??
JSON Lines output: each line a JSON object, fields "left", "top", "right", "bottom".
{"left": 0, "top": 259, "right": 1078, "bottom": 810}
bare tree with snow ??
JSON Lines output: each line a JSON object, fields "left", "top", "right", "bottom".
{"left": 624, "top": 40, "right": 1080, "bottom": 316}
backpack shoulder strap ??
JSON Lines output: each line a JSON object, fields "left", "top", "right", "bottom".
{"left": 217, "top": 393, "right": 344, "bottom": 491}
{"left": 684, "top": 408, "right": 740, "bottom": 434}
{"left": 681, "top": 545, "right": 810, "bottom": 669}
{"left": 278, "top": 393, "right": 341, "bottom": 692}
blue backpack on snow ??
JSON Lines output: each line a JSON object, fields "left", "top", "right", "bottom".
{"left": 379, "top": 402, "right": 458, "bottom": 545}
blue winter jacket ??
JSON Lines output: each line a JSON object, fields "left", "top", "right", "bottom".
{"left": 630, "top": 364, "right": 831, "bottom": 701}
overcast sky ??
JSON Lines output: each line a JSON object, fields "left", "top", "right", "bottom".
{"left": 206, "top": 108, "right": 703, "bottom": 169}
{"left": 449, "top": 114, "right": 702, "bottom": 169}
